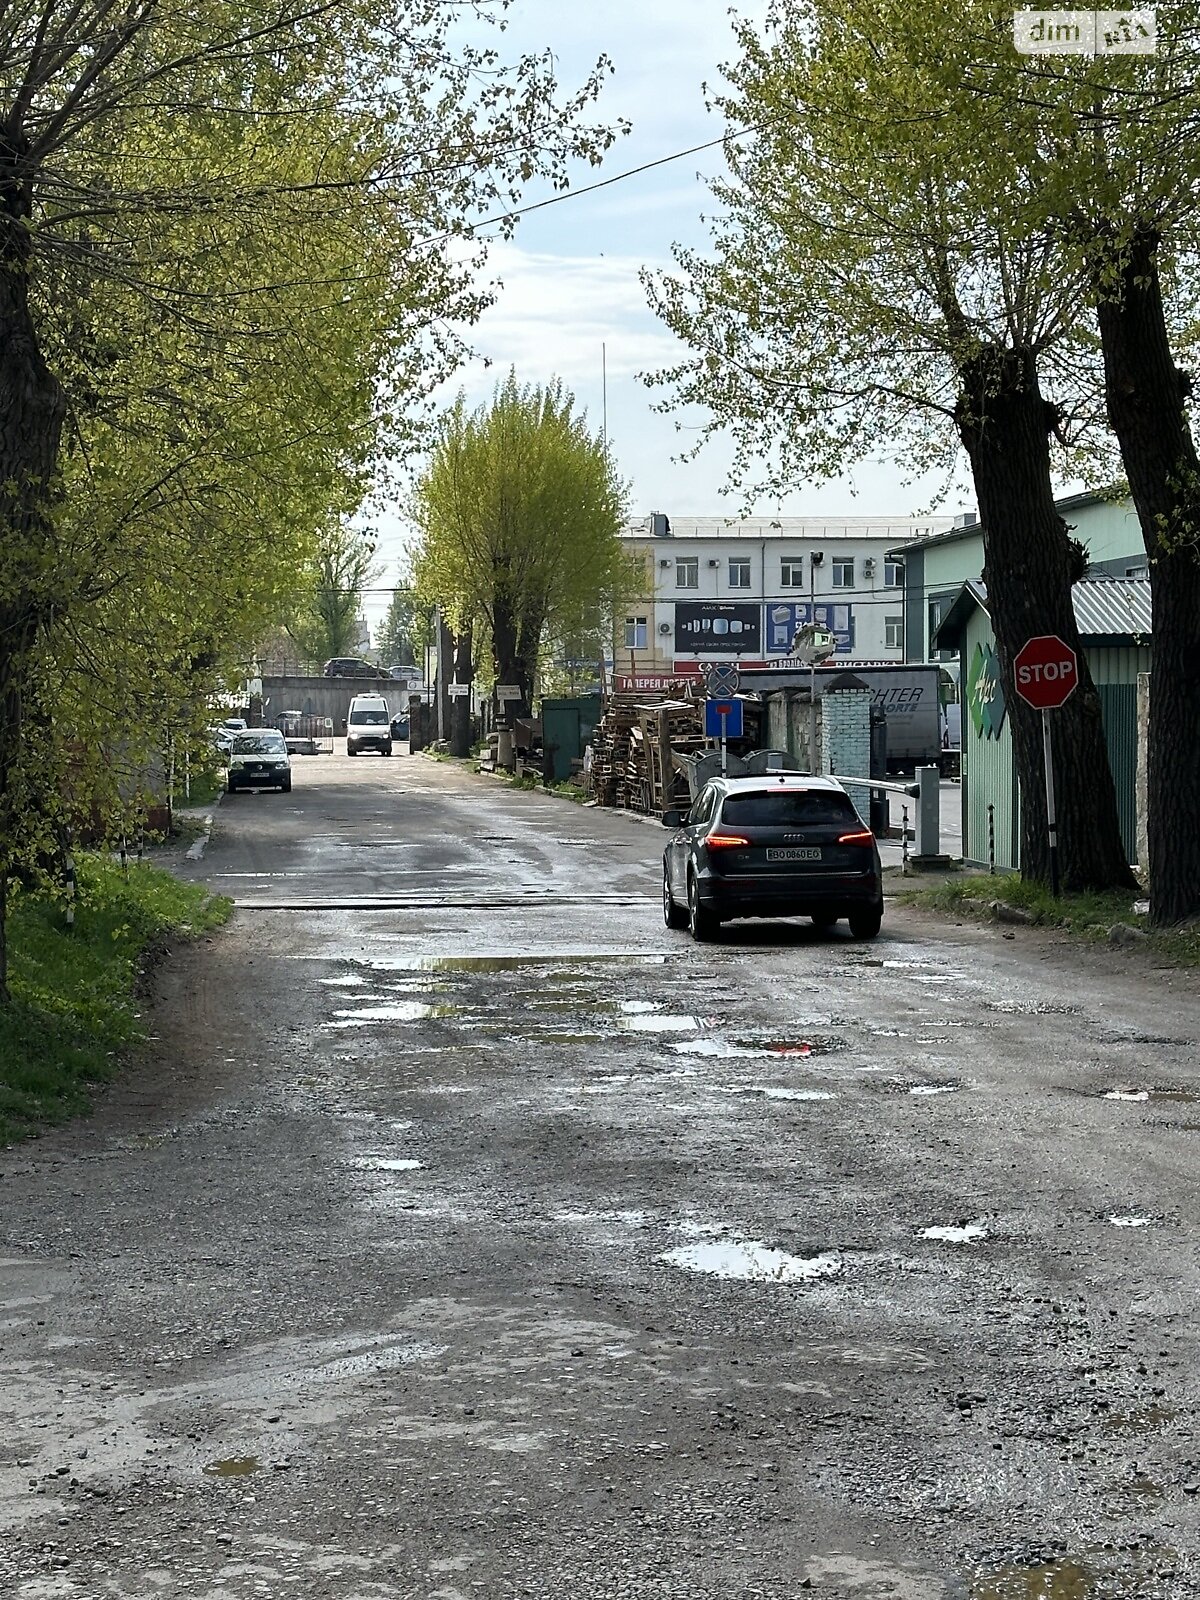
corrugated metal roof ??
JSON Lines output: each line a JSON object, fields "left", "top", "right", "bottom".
{"left": 1071, "top": 577, "right": 1152, "bottom": 638}
{"left": 932, "top": 576, "right": 1152, "bottom": 650}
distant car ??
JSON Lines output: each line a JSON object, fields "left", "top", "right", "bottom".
{"left": 661, "top": 774, "right": 883, "bottom": 941}
{"left": 323, "top": 657, "right": 390, "bottom": 679}
{"left": 227, "top": 730, "right": 292, "bottom": 793}
{"left": 389, "top": 712, "right": 410, "bottom": 741}
{"left": 347, "top": 694, "right": 392, "bottom": 756}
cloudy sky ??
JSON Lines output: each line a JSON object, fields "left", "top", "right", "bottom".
{"left": 366, "top": 0, "right": 972, "bottom": 625}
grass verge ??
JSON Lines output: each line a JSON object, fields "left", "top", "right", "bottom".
{"left": 0, "top": 857, "right": 232, "bottom": 1145}
{"left": 898, "top": 873, "right": 1200, "bottom": 964}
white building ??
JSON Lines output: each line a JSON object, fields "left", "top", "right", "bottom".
{"left": 615, "top": 513, "right": 957, "bottom": 689}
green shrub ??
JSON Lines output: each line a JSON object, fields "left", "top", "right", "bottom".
{"left": 0, "top": 858, "right": 231, "bottom": 1144}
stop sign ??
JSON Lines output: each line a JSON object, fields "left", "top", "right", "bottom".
{"left": 1013, "top": 634, "right": 1078, "bottom": 710}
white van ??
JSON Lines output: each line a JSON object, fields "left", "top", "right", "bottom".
{"left": 346, "top": 694, "right": 392, "bottom": 757}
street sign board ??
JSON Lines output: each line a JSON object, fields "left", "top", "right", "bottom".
{"left": 1013, "top": 635, "right": 1078, "bottom": 710}
{"left": 703, "top": 662, "right": 740, "bottom": 698}
{"left": 448, "top": 682, "right": 470, "bottom": 698}
{"left": 496, "top": 685, "right": 523, "bottom": 702}
{"left": 705, "top": 698, "right": 744, "bottom": 739}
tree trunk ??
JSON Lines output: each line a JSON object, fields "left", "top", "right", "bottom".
{"left": 450, "top": 624, "right": 473, "bottom": 758}
{"left": 490, "top": 595, "right": 536, "bottom": 719}
{"left": 955, "top": 344, "right": 1136, "bottom": 892}
{"left": 0, "top": 118, "right": 68, "bottom": 1004}
{"left": 1092, "top": 230, "right": 1200, "bottom": 924}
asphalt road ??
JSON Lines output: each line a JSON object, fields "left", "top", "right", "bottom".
{"left": 2, "top": 750, "right": 1199, "bottom": 1599}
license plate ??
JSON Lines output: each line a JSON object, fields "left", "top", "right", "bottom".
{"left": 767, "top": 847, "right": 822, "bottom": 862}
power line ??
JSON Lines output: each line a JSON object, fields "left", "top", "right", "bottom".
{"left": 416, "top": 127, "right": 756, "bottom": 248}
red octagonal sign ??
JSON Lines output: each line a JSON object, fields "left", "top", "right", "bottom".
{"left": 1014, "top": 634, "right": 1078, "bottom": 710}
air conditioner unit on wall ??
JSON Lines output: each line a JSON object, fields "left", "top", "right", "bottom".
{"left": 659, "top": 558, "right": 671, "bottom": 568}
{"left": 658, "top": 622, "right": 671, "bottom": 634}
{"left": 708, "top": 558, "right": 720, "bottom": 567}
{"left": 863, "top": 557, "right": 876, "bottom": 576}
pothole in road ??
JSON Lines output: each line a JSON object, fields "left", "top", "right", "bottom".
{"left": 718, "top": 1085, "right": 836, "bottom": 1102}
{"left": 1101, "top": 1475, "right": 1165, "bottom": 1515}
{"left": 620, "top": 1013, "right": 704, "bottom": 1034}
{"left": 660, "top": 1235, "right": 842, "bottom": 1284}
{"left": 204, "top": 1456, "right": 261, "bottom": 1478}
{"left": 1108, "top": 1214, "right": 1153, "bottom": 1228}
{"left": 907, "top": 1083, "right": 960, "bottom": 1096}
{"left": 354, "top": 1158, "right": 425, "bottom": 1172}
{"left": 970, "top": 1559, "right": 1095, "bottom": 1598}
{"left": 366, "top": 954, "right": 671, "bottom": 973}
{"left": 1102, "top": 1403, "right": 1177, "bottom": 1433}
{"left": 1102, "top": 1087, "right": 1199, "bottom": 1104}
{"left": 921, "top": 1223, "right": 987, "bottom": 1243}
{"left": 327, "top": 1003, "right": 460, "bottom": 1027}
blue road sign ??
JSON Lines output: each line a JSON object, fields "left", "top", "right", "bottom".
{"left": 705, "top": 698, "right": 744, "bottom": 739}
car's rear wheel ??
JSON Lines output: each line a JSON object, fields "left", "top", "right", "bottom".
{"left": 663, "top": 865, "right": 688, "bottom": 930}
{"left": 810, "top": 911, "right": 839, "bottom": 931}
{"left": 688, "top": 872, "right": 719, "bottom": 942}
{"left": 848, "top": 904, "right": 883, "bottom": 940}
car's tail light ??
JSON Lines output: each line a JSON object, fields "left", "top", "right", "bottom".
{"left": 706, "top": 832, "right": 750, "bottom": 848}
{"left": 838, "top": 829, "right": 875, "bottom": 845}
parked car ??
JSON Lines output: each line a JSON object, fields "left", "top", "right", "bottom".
{"left": 211, "top": 717, "right": 248, "bottom": 756}
{"left": 347, "top": 694, "right": 392, "bottom": 756}
{"left": 661, "top": 774, "right": 883, "bottom": 941}
{"left": 389, "top": 712, "right": 410, "bottom": 741}
{"left": 323, "top": 657, "right": 390, "bottom": 679}
{"left": 227, "top": 730, "right": 292, "bottom": 792}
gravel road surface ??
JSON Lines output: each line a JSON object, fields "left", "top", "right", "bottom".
{"left": 2, "top": 751, "right": 1198, "bottom": 1599}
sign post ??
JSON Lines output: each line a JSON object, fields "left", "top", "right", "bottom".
{"left": 1013, "top": 634, "right": 1079, "bottom": 896}
{"left": 703, "top": 665, "right": 740, "bottom": 775}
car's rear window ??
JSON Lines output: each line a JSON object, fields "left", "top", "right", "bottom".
{"left": 350, "top": 709, "right": 388, "bottom": 725}
{"left": 232, "top": 734, "right": 286, "bottom": 754}
{"left": 720, "top": 790, "right": 858, "bottom": 826}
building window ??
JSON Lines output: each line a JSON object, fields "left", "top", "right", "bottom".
{"left": 1125, "top": 562, "right": 1149, "bottom": 578}
{"left": 885, "top": 616, "right": 904, "bottom": 650}
{"left": 884, "top": 560, "right": 904, "bottom": 587}
{"left": 624, "top": 616, "right": 648, "bottom": 650}
{"left": 728, "top": 557, "right": 751, "bottom": 589}
{"left": 832, "top": 557, "right": 855, "bottom": 588}
{"left": 780, "top": 558, "right": 805, "bottom": 588}
{"left": 675, "top": 556, "right": 699, "bottom": 589}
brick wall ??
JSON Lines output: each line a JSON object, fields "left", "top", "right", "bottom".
{"left": 820, "top": 686, "right": 871, "bottom": 823}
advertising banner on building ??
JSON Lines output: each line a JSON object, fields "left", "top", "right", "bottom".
{"left": 674, "top": 601, "right": 762, "bottom": 654}
{"left": 764, "top": 601, "right": 855, "bottom": 655}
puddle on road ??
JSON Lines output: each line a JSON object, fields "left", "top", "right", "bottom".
{"left": 661, "top": 1237, "right": 841, "bottom": 1283}
{"left": 668, "top": 1039, "right": 776, "bottom": 1060}
{"left": 620, "top": 1013, "right": 702, "bottom": 1034}
{"left": 320, "top": 974, "right": 367, "bottom": 987}
{"left": 971, "top": 1560, "right": 1095, "bottom": 1599}
{"left": 922, "top": 1224, "right": 987, "bottom": 1243}
{"left": 1103, "top": 1402, "right": 1176, "bottom": 1433}
{"left": 204, "top": 1456, "right": 261, "bottom": 1478}
{"left": 618, "top": 1000, "right": 659, "bottom": 1015}
{"left": 909, "top": 1083, "right": 960, "bottom": 1096}
{"left": 366, "top": 954, "right": 670, "bottom": 973}
{"left": 1104, "top": 1087, "right": 1199, "bottom": 1104}
{"left": 328, "top": 1003, "right": 460, "bottom": 1027}
{"left": 355, "top": 1158, "right": 425, "bottom": 1172}
{"left": 719, "top": 1085, "right": 835, "bottom": 1102}
{"left": 1109, "top": 1214, "right": 1152, "bottom": 1228}
{"left": 1102, "top": 1475, "right": 1165, "bottom": 1514}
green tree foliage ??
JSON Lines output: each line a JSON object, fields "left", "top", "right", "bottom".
{"left": 375, "top": 577, "right": 433, "bottom": 670}
{"left": 411, "top": 375, "right": 633, "bottom": 713}
{"left": 0, "top": 1, "right": 624, "bottom": 998}
{"left": 902, "top": 3, "right": 1200, "bottom": 923}
{"left": 286, "top": 525, "right": 379, "bottom": 666}
{"left": 644, "top": 0, "right": 1134, "bottom": 892}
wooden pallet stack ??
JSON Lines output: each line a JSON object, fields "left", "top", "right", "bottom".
{"left": 591, "top": 693, "right": 706, "bottom": 812}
